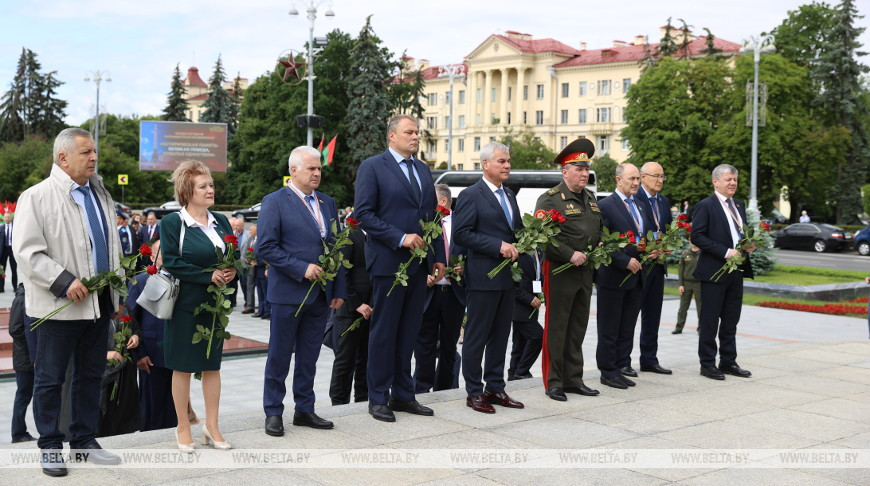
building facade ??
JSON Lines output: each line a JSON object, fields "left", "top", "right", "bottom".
{"left": 182, "top": 66, "right": 248, "bottom": 123}
{"left": 415, "top": 29, "right": 740, "bottom": 169}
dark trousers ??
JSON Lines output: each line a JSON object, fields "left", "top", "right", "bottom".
{"left": 138, "top": 366, "right": 177, "bottom": 431}
{"left": 0, "top": 248, "right": 17, "bottom": 291}
{"left": 329, "top": 315, "right": 369, "bottom": 405}
{"left": 462, "top": 289, "right": 514, "bottom": 397}
{"left": 414, "top": 286, "right": 464, "bottom": 393}
{"left": 509, "top": 320, "right": 543, "bottom": 380}
{"left": 245, "top": 268, "right": 257, "bottom": 310}
{"left": 33, "top": 317, "right": 110, "bottom": 450}
{"left": 229, "top": 276, "right": 240, "bottom": 307}
{"left": 596, "top": 284, "right": 643, "bottom": 378}
{"left": 698, "top": 273, "right": 743, "bottom": 368}
{"left": 635, "top": 266, "right": 665, "bottom": 367}
{"left": 12, "top": 369, "right": 34, "bottom": 440}
{"left": 263, "top": 294, "right": 328, "bottom": 415}
{"left": 256, "top": 276, "right": 271, "bottom": 316}
{"left": 367, "top": 271, "right": 427, "bottom": 405}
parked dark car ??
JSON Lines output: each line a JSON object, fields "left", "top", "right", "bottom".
{"left": 854, "top": 225, "right": 870, "bottom": 256}
{"left": 232, "top": 203, "right": 261, "bottom": 222}
{"left": 141, "top": 201, "right": 182, "bottom": 219}
{"left": 771, "top": 223, "right": 854, "bottom": 252}
{"left": 114, "top": 201, "right": 132, "bottom": 218}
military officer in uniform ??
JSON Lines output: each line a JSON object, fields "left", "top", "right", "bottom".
{"left": 674, "top": 240, "right": 702, "bottom": 334}
{"left": 535, "top": 138, "right": 602, "bottom": 401}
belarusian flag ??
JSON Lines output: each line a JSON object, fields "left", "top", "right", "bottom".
{"left": 320, "top": 135, "right": 337, "bottom": 167}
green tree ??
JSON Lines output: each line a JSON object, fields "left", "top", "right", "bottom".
{"left": 162, "top": 63, "right": 189, "bottom": 121}
{"left": 590, "top": 153, "right": 617, "bottom": 192}
{"left": 766, "top": 2, "right": 837, "bottom": 67}
{"left": 0, "top": 48, "right": 67, "bottom": 143}
{"left": 345, "top": 16, "right": 393, "bottom": 180}
{"left": 200, "top": 55, "right": 235, "bottom": 136}
{"left": 389, "top": 54, "right": 432, "bottom": 153}
{"left": 657, "top": 18, "right": 679, "bottom": 57}
{"left": 0, "top": 136, "right": 52, "bottom": 200}
{"left": 497, "top": 128, "right": 555, "bottom": 169}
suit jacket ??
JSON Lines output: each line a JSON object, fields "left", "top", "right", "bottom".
{"left": 353, "top": 150, "right": 446, "bottom": 277}
{"left": 635, "top": 189, "right": 672, "bottom": 276}
{"left": 512, "top": 250, "right": 541, "bottom": 322}
{"left": 335, "top": 228, "right": 372, "bottom": 318}
{"left": 118, "top": 224, "right": 138, "bottom": 256}
{"left": 127, "top": 274, "right": 168, "bottom": 368}
{"left": 138, "top": 224, "right": 160, "bottom": 244}
{"left": 256, "top": 185, "right": 347, "bottom": 305}
{"left": 424, "top": 225, "right": 467, "bottom": 309}
{"left": 691, "top": 194, "right": 754, "bottom": 282}
{"left": 452, "top": 178, "right": 522, "bottom": 291}
{"left": 595, "top": 191, "right": 655, "bottom": 289}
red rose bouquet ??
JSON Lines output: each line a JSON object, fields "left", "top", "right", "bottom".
{"left": 711, "top": 221, "right": 770, "bottom": 282}
{"left": 389, "top": 206, "right": 450, "bottom": 296}
{"left": 296, "top": 217, "right": 360, "bottom": 316}
{"left": 192, "top": 233, "right": 240, "bottom": 358}
{"left": 488, "top": 209, "right": 564, "bottom": 281}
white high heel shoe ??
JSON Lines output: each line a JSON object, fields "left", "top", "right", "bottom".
{"left": 175, "top": 429, "right": 195, "bottom": 454}
{"left": 202, "top": 424, "right": 232, "bottom": 450}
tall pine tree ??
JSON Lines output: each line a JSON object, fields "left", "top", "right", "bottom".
{"left": 814, "top": 0, "right": 870, "bottom": 223}
{"left": 0, "top": 48, "right": 67, "bottom": 142}
{"left": 345, "top": 16, "right": 394, "bottom": 179}
{"left": 162, "top": 63, "right": 189, "bottom": 121}
{"left": 200, "top": 55, "right": 235, "bottom": 135}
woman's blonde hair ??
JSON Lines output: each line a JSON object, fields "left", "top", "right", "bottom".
{"left": 169, "top": 160, "right": 212, "bottom": 207}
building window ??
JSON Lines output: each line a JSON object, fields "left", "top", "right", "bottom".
{"left": 445, "top": 91, "right": 451, "bottom": 104}
{"left": 621, "top": 138, "right": 630, "bottom": 151}
{"left": 561, "top": 82, "right": 569, "bottom": 97}
{"left": 476, "top": 88, "right": 482, "bottom": 103}
{"left": 596, "top": 107, "right": 610, "bottom": 123}
{"left": 444, "top": 139, "right": 449, "bottom": 152}
{"left": 623, "top": 78, "right": 631, "bottom": 94}
{"left": 578, "top": 109, "right": 587, "bottom": 124}
{"left": 523, "top": 111, "right": 527, "bottom": 124}
{"left": 536, "top": 84, "right": 544, "bottom": 99}
{"left": 426, "top": 116, "right": 437, "bottom": 129}
{"left": 533, "top": 137, "right": 541, "bottom": 143}
{"left": 623, "top": 108, "right": 628, "bottom": 123}
{"left": 458, "top": 90, "right": 465, "bottom": 104}
{"left": 507, "top": 112, "right": 512, "bottom": 124}
{"left": 523, "top": 85, "right": 529, "bottom": 100}
{"left": 476, "top": 114, "right": 481, "bottom": 126}
{"left": 473, "top": 162, "right": 481, "bottom": 170}
{"left": 535, "top": 110, "right": 544, "bottom": 125}
{"left": 457, "top": 163, "right": 464, "bottom": 170}
{"left": 458, "top": 139, "right": 465, "bottom": 152}
{"left": 444, "top": 115, "right": 451, "bottom": 128}
{"left": 473, "top": 137, "right": 481, "bottom": 151}
{"left": 579, "top": 81, "right": 587, "bottom": 96}
{"left": 598, "top": 80, "right": 611, "bottom": 96}
{"left": 560, "top": 110, "right": 568, "bottom": 124}
{"left": 458, "top": 115, "right": 466, "bottom": 128}
{"left": 599, "top": 135, "right": 609, "bottom": 152}
{"left": 491, "top": 88, "right": 497, "bottom": 102}
{"left": 428, "top": 141, "right": 436, "bottom": 154}
{"left": 490, "top": 137, "right": 495, "bottom": 143}
{"left": 507, "top": 87, "right": 512, "bottom": 101}
{"left": 428, "top": 93, "right": 437, "bottom": 106}
{"left": 560, "top": 136, "right": 568, "bottom": 149}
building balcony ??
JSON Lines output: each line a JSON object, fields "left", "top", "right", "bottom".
{"left": 588, "top": 122, "right": 614, "bottom": 135}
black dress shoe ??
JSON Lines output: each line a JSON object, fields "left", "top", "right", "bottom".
{"left": 12, "top": 432, "right": 35, "bottom": 443}
{"left": 700, "top": 366, "right": 726, "bottom": 380}
{"left": 261, "top": 314, "right": 271, "bottom": 320}
{"left": 671, "top": 329, "right": 682, "bottom": 334}
{"left": 253, "top": 313, "right": 263, "bottom": 318}
{"left": 41, "top": 450, "right": 67, "bottom": 477}
{"left": 242, "top": 308, "right": 254, "bottom": 314}
{"left": 546, "top": 387, "right": 567, "bottom": 401}
{"left": 265, "top": 415, "right": 284, "bottom": 436}
{"left": 620, "top": 366, "right": 638, "bottom": 377}
{"left": 564, "top": 384, "right": 600, "bottom": 396}
{"left": 293, "top": 412, "right": 334, "bottom": 429}
{"left": 719, "top": 363, "right": 752, "bottom": 378}
{"left": 600, "top": 376, "right": 628, "bottom": 389}
{"left": 388, "top": 399, "right": 434, "bottom": 416}
{"left": 369, "top": 403, "right": 396, "bottom": 422}
{"left": 73, "top": 442, "right": 121, "bottom": 465}
{"left": 618, "top": 374, "right": 636, "bottom": 387}
{"left": 640, "top": 364, "right": 673, "bottom": 375}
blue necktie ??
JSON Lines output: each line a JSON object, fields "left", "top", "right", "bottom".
{"left": 77, "top": 186, "right": 109, "bottom": 273}
{"left": 402, "top": 160, "right": 422, "bottom": 204}
{"left": 625, "top": 198, "right": 643, "bottom": 235}
{"left": 496, "top": 188, "right": 512, "bottom": 225}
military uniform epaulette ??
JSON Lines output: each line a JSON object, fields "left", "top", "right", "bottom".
{"left": 584, "top": 188, "right": 595, "bottom": 199}
{"left": 546, "top": 187, "right": 560, "bottom": 195}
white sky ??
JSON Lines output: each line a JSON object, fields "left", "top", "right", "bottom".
{"left": 2, "top": 0, "right": 869, "bottom": 125}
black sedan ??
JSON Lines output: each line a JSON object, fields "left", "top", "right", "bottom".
{"left": 141, "top": 201, "right": 182, "bottom": 219}
{"left": 232, "top": 203, "right": 261, "bottom": 222}
{"left": 771, "top": 223, "right": 854, "bottom": 252}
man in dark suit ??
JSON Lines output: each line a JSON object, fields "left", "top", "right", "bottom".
{"left": 691, "top": 164, "right": 755, "bottom": 380}
{"left": 0, "top": 208, "right": 18, "bottom": 292}
{"left": 252, "top": 227, "right": 271, "bottom": 320}
{"left": 453, "top": 141, "right": 525, "bottom": 414}
{"left": 631, "top": 161, "right": 673, "bottom": 375}
{"left": 138, "top": 212, "right": 160, "bottom": 244}
{"left": 116, "top": 210, "right": 137, "bottom": 257}
{"left": 413, "top": 184, "right": 465, "bottom": 393}
{"left": 595, "top": 163, "right": 655, "bottom": 390}
{"left": 258, "top": 146, "right": 347, "bottom": 435}
{"left": 329, "top": 225, "right": 372, "bottom": 405}
{"left": 229, "top": 218, "right": 246, "bottom": 308}
{"left": 508, "top": 249, "right": 543, "bottom": 382}
{"left": 353, "top": 115, "right": 446, "bottom": 423}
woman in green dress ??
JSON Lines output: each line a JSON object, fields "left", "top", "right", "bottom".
{"left": 160, "top": 160, "right": 236, "bottom": 452}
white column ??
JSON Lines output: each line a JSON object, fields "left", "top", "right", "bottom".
{"left": 515, "top": 67, "right": 525, "bottom": 125}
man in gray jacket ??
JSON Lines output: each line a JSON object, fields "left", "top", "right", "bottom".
{"left": 14, "top": 127, "right": 123, "bottom": 476}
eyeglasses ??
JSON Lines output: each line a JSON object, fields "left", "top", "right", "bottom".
{"left": 642, "top": 173, "right": 667, "bottom": 181}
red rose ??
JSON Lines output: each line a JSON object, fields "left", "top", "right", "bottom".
{"left": 1, "top": 274, "right": 5, "bottom": 279}
{"left": 628, "top": 235, "right": 637, "bottom": 244}
{"left": 638, "top": 243, "right": 647, "bottom": 252}
{"left": 436, "top": 206, "right": 450, "bottom": 217}
{"left": 120, "top": 315, "right": 132, "bottom": 323}
{"left": 224, "top": 234, "right": 238, "bottom": 245}
{"left": 247, "top": 247, "right": 254, "bottom": 252}
{"left": 619, "top": 233, "right": 626, "bottom": 239}
{"left": 677, "top": 214, "right": 688, "bottom": 222}
{"left": 625, "top": 230, "right": 634, "bottom": 239}
{"left": 139, "top": 244, "right": 152, "bottom": 257}
{"left": 685, "top": 224, "right": 692, "bottom": 233}
{"left": 760, "top": 222, "right": 771, "bottom": 231}
{"left": 346, "top": 217, "right": 360, "bottom": 229}
{"left": 146, "top": 265, "right": 158, "bottom": 275}
{"left": 547, "top": 209, "right": 566, "bottom": 224}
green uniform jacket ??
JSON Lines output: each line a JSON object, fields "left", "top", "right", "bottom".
{"left": 535, "top": 181, "right": 602, "bottom": 265}
{"left": 678, "top": 249, "right": 701, "bottom": 286}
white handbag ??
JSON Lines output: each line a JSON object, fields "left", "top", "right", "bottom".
{"left": 136, "top": 217, "right": 185, "bottom": 320}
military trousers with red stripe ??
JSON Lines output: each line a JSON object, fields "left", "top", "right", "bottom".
{"left": 541, "top": 261, "right": 595, "bottom": 390}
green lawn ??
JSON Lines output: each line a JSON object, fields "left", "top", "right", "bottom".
{"left": 667, "top": 264, "right": 867, "bottom": 286}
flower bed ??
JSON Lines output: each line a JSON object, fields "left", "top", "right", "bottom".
{"left": 758, "top": 300, "right": 868, "bottom": 317}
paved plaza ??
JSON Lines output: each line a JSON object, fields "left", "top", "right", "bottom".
{"left": 1, "top": 290, "right": 869, "bottom": 484}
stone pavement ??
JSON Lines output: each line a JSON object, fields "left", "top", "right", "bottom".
{"left": 1, "top": 291, "right": 869, "bottom": 484}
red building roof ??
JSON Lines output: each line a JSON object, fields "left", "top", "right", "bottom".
{"left": 184, "top": 67, "right": 208, "bottom": 88}
{"left": 554, "top": 37, "right": 741, "bottom": 68}
{"left": 467, "top": 34, "right": 583, "bottom": 58}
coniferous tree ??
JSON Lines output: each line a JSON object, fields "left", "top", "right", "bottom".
{"left": 345, "top": 16, "right": 393, "bottom": 179}
{"left": 200, "top": 55, "right": 234, "bottom": 135}
{"left": 227, "top": 72, "right": 243, "bottom": 136}
{"left": 162, "top": 63, "right": 189, "bottom": 121}
{"left": 699, "top": 28, "right": 723, "bottom": 56}
{"left": 0, "top": 49, "right": 27, "bottom": 143}
{"left": 0, "top": 48, "right": 67, "bottom": 142}
{"left": 657, "top": 18, "right": 678, "bottom": 57}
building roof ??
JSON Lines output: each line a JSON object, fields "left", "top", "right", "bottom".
{"left": 188, "top": 93, "right": 209, "bottom": 101}
{"left": 468, "top": 34, "right": 583, "bottom": 58}
{"left": 553, "top": 37, "right": 741, "bottom": 68}
{"left": 184, "top": 67, "right": 208, "bottom": 88}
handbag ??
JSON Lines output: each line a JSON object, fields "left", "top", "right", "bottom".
{"left": 136, "top": 216, "right": 185, "bottom": 319}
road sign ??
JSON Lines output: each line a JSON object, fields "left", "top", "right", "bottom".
{"left": 283, "top": 176, "right": 291, "bottom": 186}
{"left": 118, "top": 174, "right": 129, "bottom": 185}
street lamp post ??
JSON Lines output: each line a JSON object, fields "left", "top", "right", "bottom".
{"left": 741, "top": 36, "right": 774, "bottom": 214}
{"left": 84, "top": 70, "right": 111, "bottom": 172}
{"left": 290, "top": 1, "right": 334, "bottom": 147}
{"left": 437, "top": 64, "right": 466, "bottom": 170}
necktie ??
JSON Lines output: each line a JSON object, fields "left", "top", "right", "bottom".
{"left": 403, "top": 159, "right": 422, "bottom": 204}
{"left": 77, "top": 186, "right": 109, "bottom": 273}
{"left": 496, "top": 188, "right": 512, "bottom": 225}
{"left": 625, "top": 198, "right": 643, "bottom": 235}
{"left": 649, "top": 196, "right": 661, "bottom": 231}
{"left": 6, "top": 224, "right": 10, "bottom": 247}
{"left": 725, "top": 198, "right": 744, "bottom": 239}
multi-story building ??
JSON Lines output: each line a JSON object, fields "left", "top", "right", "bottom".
{"left": 415, "top": 28, "right": 740, "bottom": 169}
{"left": 182, "top": 66, "right": 248, "bottom": 123}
